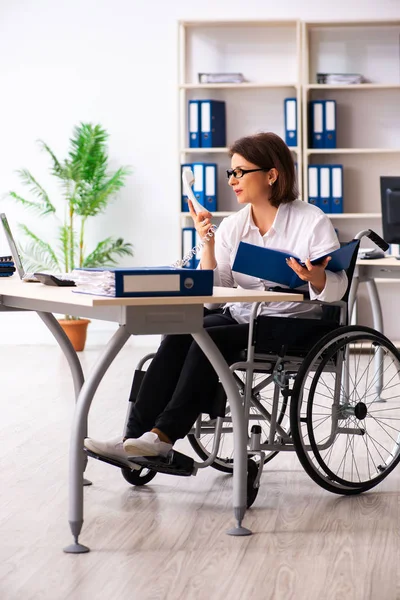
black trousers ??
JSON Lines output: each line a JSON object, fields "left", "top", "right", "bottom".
{"left": 125, "top": 308, "right": 249, "bottom": 443}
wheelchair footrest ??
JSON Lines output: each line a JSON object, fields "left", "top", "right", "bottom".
{"left": 84, "top": 448, "right": 141, "bottom": 471}
{"left": 129, "top": 450, "right": 195, "bottom": 477}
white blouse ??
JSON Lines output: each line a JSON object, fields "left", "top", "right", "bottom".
{"left": 205, "top": 200, "right": 348, "bottom": 324}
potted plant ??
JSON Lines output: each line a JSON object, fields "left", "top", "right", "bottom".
{"left": 8, "top": 122, "right": 133, "bottom": 351}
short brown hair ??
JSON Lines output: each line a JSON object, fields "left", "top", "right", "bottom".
{"left": 229, "top": 132, "right": 298, "bottom": 207}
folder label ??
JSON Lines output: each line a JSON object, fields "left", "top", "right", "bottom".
{"left": 189, "top": 102, "right": 198, "bottom": 136}
{"left": 201, "top": 101, "right": 211, "bottom": 133}
{"left": 325, "top": 101, "right": 335, "bottom": 131}
{"left": 205, "top": 165, "right": 215, "bottom": 196}
{"left": 308, "top": 166, "right": 318, "bottom": 197}
{"left": 332, "top": 167, "right": 342, "bottom": 198}
{"left": 313, "top": 103, "right": 323, "bottom": 133}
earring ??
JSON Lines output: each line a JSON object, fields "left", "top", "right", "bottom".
{"left": 269, "top": 181, "right": 274, "bottom": 186}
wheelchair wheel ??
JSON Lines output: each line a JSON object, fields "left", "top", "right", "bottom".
{"left": 247, "top": 458, "right": 259, "bottom": 508}
{"left": 290, "top": 325, "right": 400, "bottom": 495}
{"left": 121, "top": 466, "right": 157, "bottom": 486}
{"left": 188, "top": 370, "right": 290, "bottom": 473}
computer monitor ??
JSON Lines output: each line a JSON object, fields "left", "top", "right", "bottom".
{"left": 380, "top": 176, "right": 400, "bottom": 246}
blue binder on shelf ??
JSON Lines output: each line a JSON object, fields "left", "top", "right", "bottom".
{"left": 182, "top": 227, "right": 196, "bottom": 269}
{"left": 232, "top": 240, "right": 358, "bottom": 289}
{"left": 319, "top": 165, "right": 331, "bottom": 213}
{"left": 192, "top": 163, "right": 206, "bottom": 207}
{"left": 204, "top": 163, "right": 217, "bottom": 211}
{"left": 188, "top": 100, "right": 201, "bottom": 148}
{"left": 324, "top": 100, "right": 337, "bottom": 149}
{"left": 75, "top": 267, "right": 213, "bottom": 297}
{"left": 309, "top": 100, "right": 324, "bottom": 149}
{"left": 330, "top": 164, "right": 343, "bottom": 213}
{"left": 284, "top": 98, "right": 297, "bottom": 147}
{"left": 200, "top": 100, "right": 226, "bottom": 148}
{"left": 308, "top": 165, "right": 320, "bottom": 208}
{"left": 181, "top": 163, "right": 193, "bottom": 212}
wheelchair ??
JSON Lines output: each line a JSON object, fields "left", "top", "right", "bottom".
{"left": 86, "top": 229, "right": 400, "bottom": 510}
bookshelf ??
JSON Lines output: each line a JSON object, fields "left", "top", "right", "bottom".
{"left": 178, "top": 20, "right": 302, "bottom": 254}
{"left": 302, "top": 19, "right": 400, "bottom": 243}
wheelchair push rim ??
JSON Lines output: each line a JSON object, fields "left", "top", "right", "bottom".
{"left": 290, "top": 325, "right": 400, "bottom": 495}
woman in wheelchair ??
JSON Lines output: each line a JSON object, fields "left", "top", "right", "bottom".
{"left": 84, "top": 131, "right": 347, "bottom": 465}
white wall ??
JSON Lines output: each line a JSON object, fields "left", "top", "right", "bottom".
{"left": 0, "top": 0, "right": 399, "bottom": 345}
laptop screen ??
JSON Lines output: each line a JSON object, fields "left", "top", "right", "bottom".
{"left": 0, "top": 213, "right": 26, "bottom": 279}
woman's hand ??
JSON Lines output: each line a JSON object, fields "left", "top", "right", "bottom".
{"left": 286, "top": 256, "right": 331, "bottom": 293}
{"left": 188, "top": 200, "right": 215, "bottom": 244}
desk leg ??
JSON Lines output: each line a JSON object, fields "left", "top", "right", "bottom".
{"left": 37, "top": 312, "right": 85, "bottom": 398}
{"left": 192, "top": 331, "right": 251, "bottom": 536}
{"left": 63, "top": 325, "right": 131, "bottom": 554}
{"left": 36, "top": 312, "right": 92, "bottom": 486}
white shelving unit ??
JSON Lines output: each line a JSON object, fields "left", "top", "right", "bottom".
{"left": 302, "top": 20, "right": 400, "bottom": 242}
{"left": 178, "top": 20, "right": 302, "bottom": 250}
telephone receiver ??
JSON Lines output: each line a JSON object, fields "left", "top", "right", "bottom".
{"left": 172, "top": 167, "right": 217, "bottom": 268}
{"left": 182, "top": 167, "right": 207, "bottom": 215}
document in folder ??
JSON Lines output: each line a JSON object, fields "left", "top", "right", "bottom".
{"left": 232, "top": 240, "right": 358, "bottom": 289}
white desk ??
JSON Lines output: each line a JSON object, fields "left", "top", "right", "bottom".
{"left": 353, "top": 257, "right": 400, "bottom": 334}
{"left": 0, "top": 277, "right": 303, "bottom": 552}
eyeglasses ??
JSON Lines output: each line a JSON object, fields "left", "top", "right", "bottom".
{"left": 226, "top": 167, "right": 271, "bottom": 181}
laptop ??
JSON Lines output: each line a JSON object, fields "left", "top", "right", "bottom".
{"left": 0, "top": 213, "right": 40, "bottom": 282}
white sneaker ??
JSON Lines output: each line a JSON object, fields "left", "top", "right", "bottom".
{"left": 84, "top": 436, "right": 141, "bottom": 470}
{"left": 123, "top": 432, "right": 173, "bottom": 457}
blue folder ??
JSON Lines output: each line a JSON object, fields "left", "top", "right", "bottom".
{"left": 200, "top": 100, "right": 226, "bottom": 147}
{"left": 75, "top": 267, "right": 213, "bottom": 297}
{"left": 232, "top": 240, "right": 358, "bottom": 289}
{"left": 330, "top": 164, "right": 343, "bottom": 213}
{"left": 284, "top": 98, "right": 297, "bottom": 147}
{"left": 204, "top": 163, "right": 217, "bottom": 211}
{"left": 309, "top": 100, "right": 324, "bottom": 149}
{"left": 324, "top": 100, "right": 337, "bottom": 149}
{"left": 188, "top": 100, "right": 201, "bottom": 148}
{"left": 308, "top": 165, "right": 319, "bottom": 208}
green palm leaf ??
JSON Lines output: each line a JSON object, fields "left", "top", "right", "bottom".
{"left": 83, "top": 237, "right": 133, "bottom": 268}
{"left": 37, "top": 141, "right": 67, "bottom": 179}
{"left": 18, "top": 224, "right": 61, "bottom": 272}
{"left": 15, "top": 169, "right": 56, "bottom": 215}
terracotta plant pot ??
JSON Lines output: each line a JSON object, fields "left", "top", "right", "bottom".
{"left": 58, "top": 318, "right": 91, "bottom": 352}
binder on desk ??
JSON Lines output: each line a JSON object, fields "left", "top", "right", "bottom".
{"left": 181, "top": 163, "right": 192, "bottom": 212}
{"left": 308, "top": 165, "right": 319, "bottom": 208}
{"left": 204, "top": 163, "right": 217, "bottom": 211}
{"left": 232, "top": 240, "right": 358, "bottom": 289}
{"left": 284, "top": 98, "right": 297, "bottom": 147}
{"left": 330, "top": 165, "right": 343, "bottom": 213}
{"left": 319, "top": 166, "right": 331, "bottom": 213}
{"left": 324, "top": 100, "right": 337, "bottom": 149}
{"left": 74, "top": 267, "right": 214, "bottom": 297}
{"left": 182, "top": 227, "right": 196, "bottom": 269}
{"left": 189, "top": 100, "right": 201, "bottom": 148}
{"left": 200, "top": 100, "right": 226, "bottom": 148}
{"left": 309, "top": 100, "right": 324, "bottom": 149}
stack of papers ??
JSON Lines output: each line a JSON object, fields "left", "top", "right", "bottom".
{"left": 71, "top": 270, "right": 116, "bottom": 295}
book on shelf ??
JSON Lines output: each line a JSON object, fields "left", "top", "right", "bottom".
{"left": 232, "top": 240, "right": 358, "bottom": 289}
{"left": 198, "top": 73, "right": 245, "bottom": 84}
{"left": 316, "top": 73, "right": 365, "bottom": 85}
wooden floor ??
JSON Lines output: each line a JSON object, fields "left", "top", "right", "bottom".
{"left": 1, "top": 342, "right": 399, "bottom": 600}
